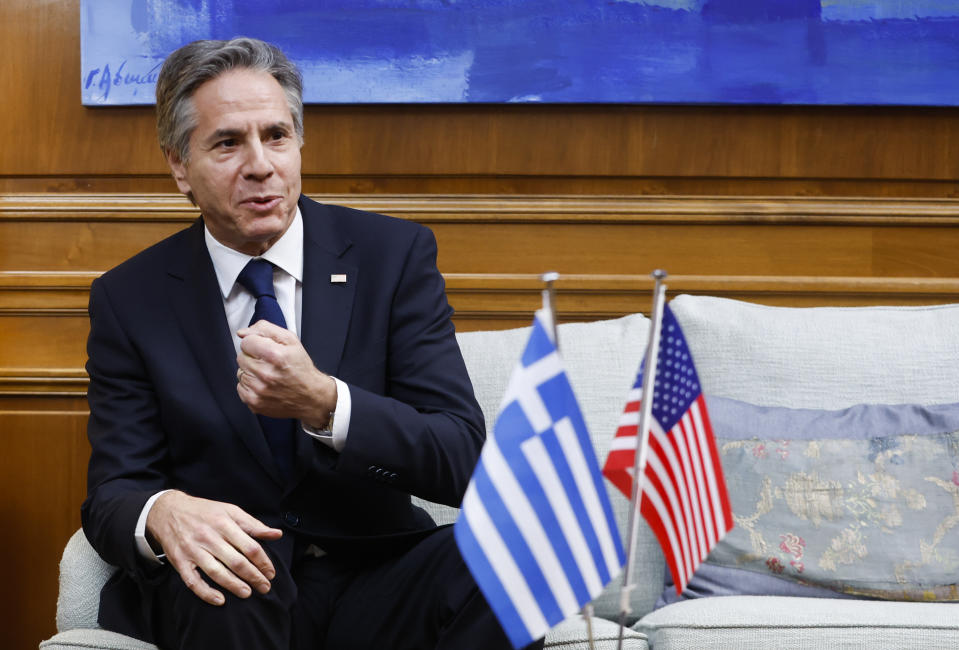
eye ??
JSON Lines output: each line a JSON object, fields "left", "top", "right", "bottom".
{"left": 216, "top": 138, "right": 237, "bottom": 149}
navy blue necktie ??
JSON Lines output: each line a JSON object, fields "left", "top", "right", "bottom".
{"left": 237, "top": 258, "right": 295, "bottom": 479}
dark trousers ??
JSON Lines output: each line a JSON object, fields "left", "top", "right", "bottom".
{"left": 144, "top": 526, "right": 545, "bottom": 650}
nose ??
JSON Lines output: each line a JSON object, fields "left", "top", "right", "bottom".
{"left": 242, "top": 140, "right": 274, "bottom": 179}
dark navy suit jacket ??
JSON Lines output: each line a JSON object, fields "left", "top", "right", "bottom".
{"left": 81, "top": 196, "right": 485, "bottom": 633}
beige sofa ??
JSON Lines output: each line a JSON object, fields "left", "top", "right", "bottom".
{"left": 43, "top": 294, "right": 959, "bottom": 649}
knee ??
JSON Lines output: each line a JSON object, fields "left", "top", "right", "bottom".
{"left": 154, "top": 558, "right": 298, "bottom": 649}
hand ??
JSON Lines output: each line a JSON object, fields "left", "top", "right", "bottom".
{"left": 236, "top": 320, "right": 337, "bottom": 429}
{"left": 146, "top": 490, "right": 283, "bottom": 606}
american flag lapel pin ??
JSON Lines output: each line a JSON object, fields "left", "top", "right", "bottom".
{"left": 330, "top": 274, "right": 348, "bottom": 284}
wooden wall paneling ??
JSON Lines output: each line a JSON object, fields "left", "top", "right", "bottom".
{"left": 0, "top": 194, "right": 196, "bottom": 272}
{"left": 4, "top": 192, "right": 959, "bottom": 335}
{"left": 0, "top": 312, "right": 89, "bottom": 374}
{"left": 0, "top": 272, "right": 92, "bottom": 400}
{"left": 445, "top": 273, "right": 959, "bottom": 329}
{"left": 7, "top": 196, "right": 959, "bottom": 278}
{"left": 0, "top": 408, "right": 89, "bottom": 650}
{"left": 0, "top": 220, "right": 187, "bottom": 272}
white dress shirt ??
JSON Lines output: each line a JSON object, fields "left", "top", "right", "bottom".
{"left": 134, "top": 207, "right": 351, "bottom": 563}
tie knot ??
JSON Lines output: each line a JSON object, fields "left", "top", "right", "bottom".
{"left": 237, "top": 258, "right": 277, "bottom": 299}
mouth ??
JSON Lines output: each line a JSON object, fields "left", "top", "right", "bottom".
{"left": 241, "top": 195, "right": 283, "bottom": 211}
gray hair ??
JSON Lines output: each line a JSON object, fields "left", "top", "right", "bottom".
{"left": 155, "top": 37, "right": 304, "bottom": 162}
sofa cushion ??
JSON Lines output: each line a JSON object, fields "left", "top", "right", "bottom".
{"left": 635, "top": 595, "right": 959, "bottom": 650}
{"left": 55, "top": 524, "right": 647, "bottom": 649}
{"left": 39, "top": 615, "right": 648, "bottom": 650}
{"left": 547, "top": 615, "right": 648, "bottom": 649}
{"left": 658, "top": 397, "right": 959, "bottom": 606}
{"left": 40, "top": 629, "right": 158, "bottom": 650}
{"left": 669, "top": 295, "right": 959, "bottom": 409}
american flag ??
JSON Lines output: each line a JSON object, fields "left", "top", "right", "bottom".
{"left": 602, "top": 303, "right": 732, "bottom": 595}
{"left": 455, "top": 309, "right": 624, "bottom": 648}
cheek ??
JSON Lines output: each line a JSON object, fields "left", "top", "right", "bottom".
{"left": 197, "top": 174, "right": 234, "bottom": 204}
{"left": 280, "top": 151, "right": 302, "bottom": 183}
{"left": 188, "top": 174, "right": 239, "bottom": 221}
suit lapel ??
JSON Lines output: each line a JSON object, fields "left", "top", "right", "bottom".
{"left": 298, "top": 198, "right": 356, "bottom": 376}
{"left": 291, "top": 198, "right": 357, "bottom": 484}
{"left": 166, "top": 220, "right": 284, "bottom": 485}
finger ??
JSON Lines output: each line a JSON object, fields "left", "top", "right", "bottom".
{"left": 166, "top": 532, "right": 249, "bottom": 603}
{"left": 210, "top": 541, "right": 273, "bottom": 595}
{"left": 234, "top": 508, "right": 283, "bottom": 536}
{"left": 238, "top": 349, "right": 275, "bottom": 379}
{"left": 236, "top": 351, "right": 268, "bottom": 385}
{"left": 239, "top": 320, "right": 291, "bottom": 343}
{"left": 237, "top": 331, "right": 284, "bottom": 367}
{"left": 236, "top": 381, "right": 255, "bottom": 410}
{"left": 195, "top": 553, "right": 258, "bottom": 600}
{"left": 175, "top": 561, "right": 228, "bottom": 606}
{"left": 229, "top": 512, "right": 283, "bottom": 579}
{"left": 235, "top": 368, "right": 270, "bottom": 408}
{"left": 239, "top": 342, "right": 289, "bottom": 384}
{"left": 238, "top": 333, "right": 274, "bottom": 363}
{"left": 236, "top": 363, "right": 264, "bottom": 390}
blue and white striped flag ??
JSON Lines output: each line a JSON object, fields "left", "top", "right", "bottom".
{"left": 455, "top": 309, "right": 625, "bottom": 648}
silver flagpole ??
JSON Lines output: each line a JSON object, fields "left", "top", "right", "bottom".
{"left": 539, "top": 271, "right": 596, "bottom": 650}
{"left": 616, "top": 270, "right": 668, "bottom": 650}
{"left": 541, "top": 271, "right": 560, "bottom": 347}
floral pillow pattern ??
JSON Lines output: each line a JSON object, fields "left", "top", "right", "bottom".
{"left": 660, "top": 397, "right": 959, "bottom": 604}
{"left": 713, "top": 430, "right": 959, "bottom": 600}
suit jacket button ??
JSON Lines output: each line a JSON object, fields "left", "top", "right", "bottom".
{"left": 284, "top": 512, "right": 300, "bottom": 527}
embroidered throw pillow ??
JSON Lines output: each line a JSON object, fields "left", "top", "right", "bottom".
{"left": 658, "top": 396, "right": 959, "bottom": 607}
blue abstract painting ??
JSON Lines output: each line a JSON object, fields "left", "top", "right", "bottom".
{"left": 81, "top": 0, "right": 959, "bottom": 105}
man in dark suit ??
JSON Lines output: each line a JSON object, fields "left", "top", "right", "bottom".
{"left": 81, "top": 37, "right": 540, "bottom": 650}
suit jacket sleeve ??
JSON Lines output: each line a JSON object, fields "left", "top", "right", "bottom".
{"left": 81, "top": 276, "right": 170, "bottom": 575}
{"left": 332, "top": 225, "right": 485, "bottom": 508}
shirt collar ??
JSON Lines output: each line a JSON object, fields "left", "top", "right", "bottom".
{"left": 204, "top": 206, "right": 305, "bottom": 299}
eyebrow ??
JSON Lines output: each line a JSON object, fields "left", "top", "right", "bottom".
{"left": 206, "top": 122, "right": 293, "bottom": 143}
{"left": 263, "top": 121, "right": 293, "bottom": 134}
{"left": 209, "top": 128, "right": 244, "bottom": 142}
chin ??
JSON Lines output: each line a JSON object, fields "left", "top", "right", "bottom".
{"left": 249, "top": 220, "right": 290, "bottom": 241}
{"left": 246, "top": 211, "right": 288, "bottom": 229}
{"left": 246, "top": 227, "right": 285, "bottom": 243}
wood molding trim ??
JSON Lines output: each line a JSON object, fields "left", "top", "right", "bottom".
{"left": 5, "top": 271, "right": 959, "bottom": 396}
{"left": 444, "top": 273, "right": 959, "bottom": 323}
{"left": 0, "top": 368, "right": 89, "bottom": 396}
{"left": 0, "top": 271, "right": 95, "bottom": 312}
{"left": 446, "top": 272, "right": 959, "bottom": 300}
{"left": 5, "top": 192, "right": 959, "bottom": 224}
{"left": 5, "top": 269, "right": 959, "bottom": 314}
{"left": 4, "top": 192, "right": 959, "bottom": 396}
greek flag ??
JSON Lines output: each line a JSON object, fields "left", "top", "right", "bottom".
{"left": 454, "top": 310, "right": 625, "bottom": 648}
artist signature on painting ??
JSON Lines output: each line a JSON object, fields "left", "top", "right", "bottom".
{"left": 84, "top": 60, "right": 162, "bottom": 102}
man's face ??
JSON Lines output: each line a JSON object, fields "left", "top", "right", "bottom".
{"left": 167, "top": 68, "right": 302, "bottom": 256}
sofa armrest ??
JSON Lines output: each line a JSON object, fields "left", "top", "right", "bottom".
{"left": 56, "top": 529, "right": 117, "bottom": 633}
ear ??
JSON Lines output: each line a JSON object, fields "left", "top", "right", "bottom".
{"left": 165, "top": 149, "right": 193, "bottom": 197}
